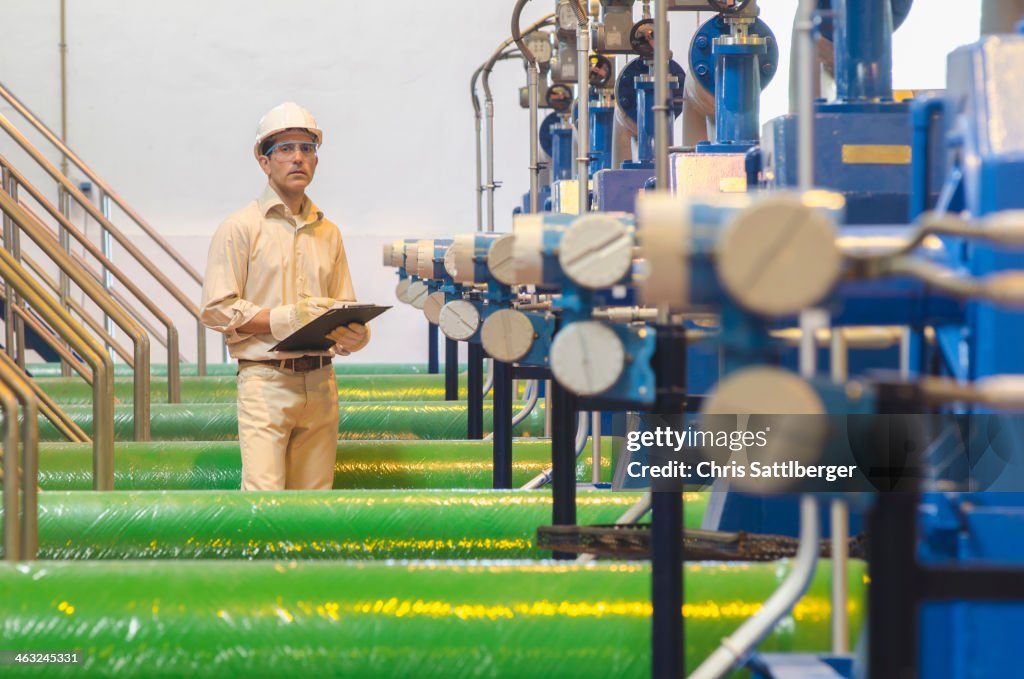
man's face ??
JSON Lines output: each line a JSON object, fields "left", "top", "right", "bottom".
{"left": 257, "top": 129, "right": 318, "bottom": 194}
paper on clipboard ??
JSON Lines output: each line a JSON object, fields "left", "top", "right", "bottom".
{"left": 270, "top": 303, "right": 390, "bottom": 352}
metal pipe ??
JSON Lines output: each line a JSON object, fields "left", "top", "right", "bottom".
{"left": 481, "top": 15, "right": 555, "bottom": 231}
{"left": 576, "top": 5, "right": 591, "bottom": 214}
{"left": 689, "top": 495, "right": 821, "bottom": 679}
{"left": 0, "top": 111, "right": 201, "bottom": 378}
{"left": 591, "top": 411, "right": 601, "bottom": 484}
{"left": 471, "top": 53, "right": 519, "bottom": 232}
{"left": 511, "top": 0, "right": 542, "bottom": 214}
{"left": 830, "top": 499, "right": 850, "bottom": 654}
{"left": 0, "top": 183, "right": 152, "bottom": 441}
{"left": 0, "top": 228, "right": 114, "bottom": 490}
{"left": 796, "top": 0, "right": 816, "bottom": 190}
{"left": 1, "top": 166, "right": 16, "bottom": 361}
{"left": 829, "top": 327, "right": 850, "bottom": 655}
{"left": 654, "top": 0, "right": 670, "bottom": 190}
{"left": 57, "top": 185, "right": 71, "bottom": 378}
{"left": 3, "top": 155, "right": 181, "bottom": 402}
{"left": 59, "top": 0, "right": 68, "bottom": 178}
{"left": 0, "top": 379, "right": 19, "bottom": 560}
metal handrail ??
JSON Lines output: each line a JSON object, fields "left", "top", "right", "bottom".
{"left": 0, "top": 112, "right": 205, "bottom": 380}
{"left": 11, "top": 304, "right": 90, "bottom": 380}
{"left": 0, "top": 378, "right": 19, "bottom": 560}
{"left": 0, "top": 221, "right": 115, "bottom": 491}
{"left": 21, "top": 253, "right": 134, "bottom": 364}
{"left": 0, "top": 81, "right": 201, "bottom": 283}
{"left": 0, "top": 357, "right": 40, "bottom": 559}
{"left": 0, "top": 186, "right": 151, "bottom": 440}
{"left": 4, "top": 157, "right": 182, "bottom": 401}
{"left": 0, "top": 345, "right": 87, "bottom": 443}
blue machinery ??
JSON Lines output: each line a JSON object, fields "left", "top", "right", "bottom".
{"left": 385, "top": 1, "right": 1024, "bottom": 677}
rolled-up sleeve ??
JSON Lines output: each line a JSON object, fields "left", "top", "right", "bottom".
{"left": 201, "top": 219, "right": 262, "bottom": 344}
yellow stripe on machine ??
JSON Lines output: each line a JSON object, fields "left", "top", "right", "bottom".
{"left": 841, "top": 144, "right": 912, "bottom": 165}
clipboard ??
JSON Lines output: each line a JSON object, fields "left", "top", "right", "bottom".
{"left": 271, "top": 303, "right": 391, "bottom": 352}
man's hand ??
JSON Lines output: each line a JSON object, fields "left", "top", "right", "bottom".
{"left": 269, "top": 297, "right": 334, "bottom": 340}
{"left": 327, "top": 322, "right": 370, "bottom": 355}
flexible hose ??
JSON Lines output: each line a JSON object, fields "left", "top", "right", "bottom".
{"left": 521, "top": 410, "right": 592, "bottom": 489}
{"left": 689, "top": 495, "right": 821, "bottom": 679}
{"left": 484, "top": 380, "right": 539, "bottom": 441}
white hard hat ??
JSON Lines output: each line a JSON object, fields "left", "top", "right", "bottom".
{"left": 253, "top": 102, "right": 323, "bottom": 159}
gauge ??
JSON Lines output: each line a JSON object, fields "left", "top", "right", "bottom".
{"left": 629, "top": 19, "right": 655, "bottom": 58}
{"left": 589, "top": 53, "right": 613, "bottom": 88}
{"left": 526, "top": 32, "right": 553, "bottom": 64}
{"left": 487, "top": 234, "right": 517, "bottom": 286}
{"left": 559, "top": 213, "right": 634, "bottom": 290}
{"left": 423, "top": 291, "right": 446, "bottom": 325}
{"left": 550, "top": 321, "right": 625, "bottom": 396}
{"left": 557, "top": 3, "right": 577, "bottom": 31}
{"left": 407, "top": 280, "right": 429, "bottom": 310}
{"left": 546, "top": 83, "right": 574, "bottom": 114}
{"left": 438, "top": 300, "right": 481, "bottom": 341}
{"left": 481, "top": 309, "right": 536, "bottom": 363}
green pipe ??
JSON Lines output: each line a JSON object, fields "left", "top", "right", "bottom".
{"left": 0, "top": 559, "right": 865, "bottom": 677}
{"left": 30, "top": 401, "right": 546, "bottom": 441}
{"left": 35, "top": 375, "right": 481, "bottom": 404}
{"left": 0, "top": 489, "right": 698, "bottom": 560}
{"left": 35, "top": 439, "right": 618, "bottom": 490}
{"left": 27, "top": 362, "right": 462, "bottom": 378}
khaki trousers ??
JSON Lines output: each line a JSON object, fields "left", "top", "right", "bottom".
{"left": 236, "top": 363, "right": 339, "bottom": 490}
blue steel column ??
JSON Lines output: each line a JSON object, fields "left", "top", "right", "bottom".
{"left": 550, "top": 380, "right": 578, "bottom": 560}
{"left": 652, "top": 491, "right": 684, "bottom": 678}
{"left": 636, "top": 79, "right": 657, "bottom": 167}
{"left": 467, "top": 343, "right": 484, "bottom": 439}
{"left": 714, "top": 42, "right": 766, "bottom": 144}
{"left": 444, "top": 339, "right": 458, "bottom": 400}
{"left": 492, "top": 359, "right": 513, "bottom": 488}
{"left": 833, "top": 0, "right": 894, "bottom": 101}
{"left": 427, "top": 322, "right": 439, "bottom": 374}
{"left": 589, "top": 106, "right": 615, "bottom": 174}
{"left": 551, "top": 125, "right": 575, "bottom": 181}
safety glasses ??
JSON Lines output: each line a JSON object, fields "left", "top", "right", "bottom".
{"left": 265, "top": 141, "right": 318, "bottom": 159}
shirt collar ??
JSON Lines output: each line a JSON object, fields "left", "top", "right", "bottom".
{"left": 258, "top": 184, "right": 324, "bottom": 224}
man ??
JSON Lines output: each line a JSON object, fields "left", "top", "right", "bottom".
{"left": 201, "top": 102, "right": 369, "bottom": 490}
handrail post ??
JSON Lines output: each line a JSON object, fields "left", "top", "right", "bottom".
{"left": 99, "top": 189, "right": 116, "bottom": 361}
{"left": 0, "top": 379, "right": 20, "bottom": 560}
{"left": 0, "top": 361, "right": 40, "bottom": 559}
{"left": 57, "top": 183, "right": 72, "bottom": 377}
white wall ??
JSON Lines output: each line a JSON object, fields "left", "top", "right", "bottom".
{"left": 0, "top": 1, "right": 982, "bottom": 365}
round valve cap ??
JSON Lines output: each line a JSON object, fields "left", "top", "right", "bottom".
{"left": 416, "top": 239, "right": 435, "bottom": 279}
{"left": 701, "top": 366, "right": 828, "bottom": 492}
{"left": 389, "top": 240, "right": 405, "bottom": 268}
{"left": 423, "top": 291, "right": 446, "bottom": 325}
{"left": 449, "top": 234, "right": 476, "bottom": 284}
{"left": 481, "top": 309, "right": 536, "bottom": 363}
{"left": 550, "top": 321, "right": 625, "bottom": 397}
{"left": 382, "top": 242, "right": 394, "bottom": 267}
{"left": 559, "top": 213, "right": 634, "bottom": 289}
{"left": 717, "top": 195, "right": 841, "bottom": 317}
{"left": 488, "top": 234, "right": 517, "bottom": 286}
{"left": 395, "top": 279, "right": 412, "bottom": 304}
{"left": 443, "top": 243, "right": 459, "bottom": 279}
{"left": 407, "top": 280, "right": 429, "bottom": 310}
{"left": 438, "top": 299, "right": 481, "bottom": 341}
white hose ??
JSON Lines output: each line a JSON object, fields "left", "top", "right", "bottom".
{"left": 520, "top": 411, "right": 592, "bottom": 489}
{"left": 689, "top": 495, "right": 821, "bottom": 679}
{"left": 484, "top": 380, "right": 539, "bottom": 440}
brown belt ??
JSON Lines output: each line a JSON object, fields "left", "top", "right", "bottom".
{"left": 238, "top": 356, "right": 332, "bottom": 373}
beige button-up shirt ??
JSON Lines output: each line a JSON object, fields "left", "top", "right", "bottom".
{"left": 201, "top": 185, "right": 356, "bottom": 360}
